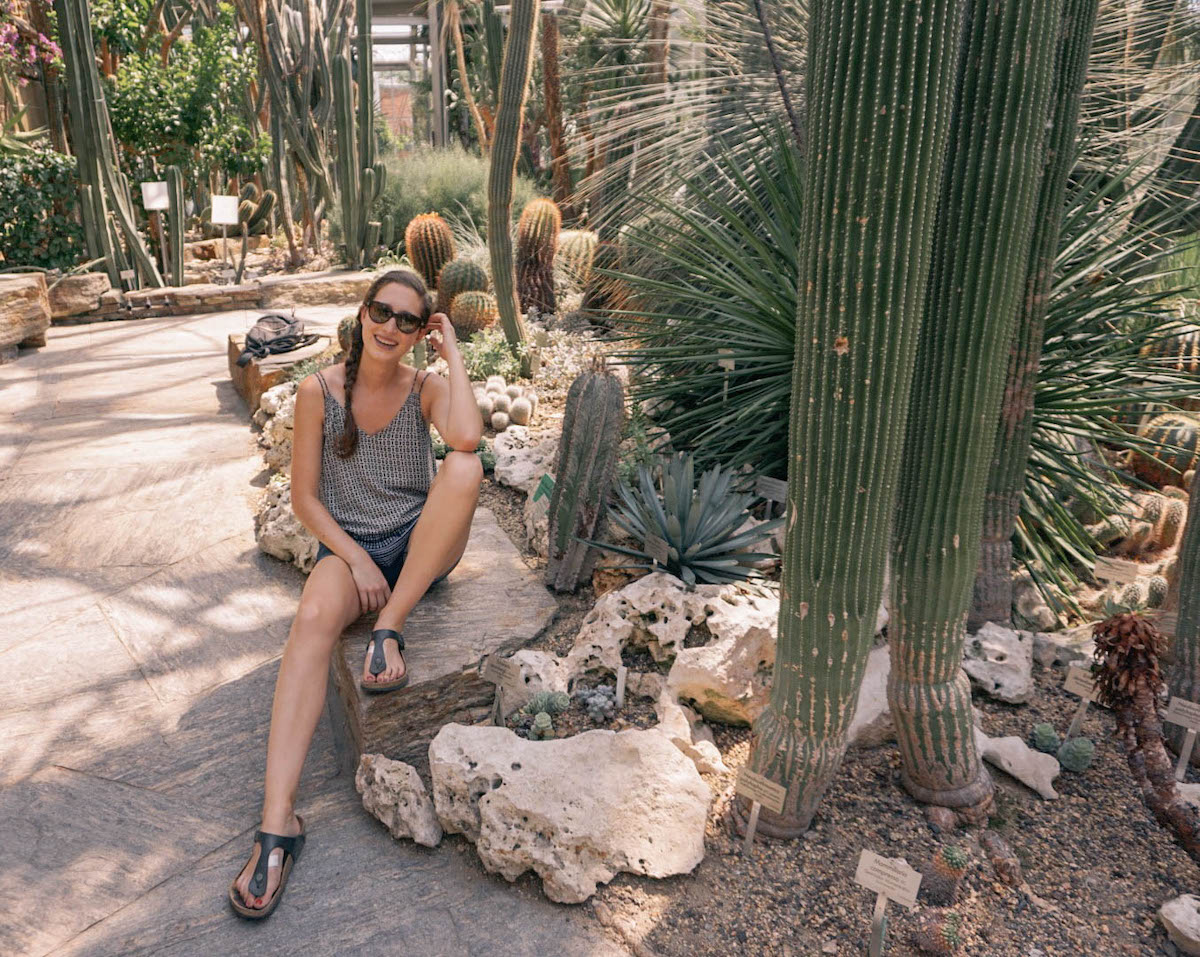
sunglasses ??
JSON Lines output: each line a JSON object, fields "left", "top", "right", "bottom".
{"left": 365, "top": 300, "right": 425, "bottom": 333}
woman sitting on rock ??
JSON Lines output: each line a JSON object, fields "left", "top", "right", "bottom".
{"left": 229, "top": 268, "right": 484, "bottom": 919}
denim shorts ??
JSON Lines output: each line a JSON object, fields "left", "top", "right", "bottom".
{"left": 315, "top": 519, "right": 457, "bottom": 590}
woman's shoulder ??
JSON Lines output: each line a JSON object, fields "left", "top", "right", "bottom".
{"left": 297, "top": 362, "right": 346, "bottom": 400}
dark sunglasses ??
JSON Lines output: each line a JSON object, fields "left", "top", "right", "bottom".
{"left": 365, "top": 300, "right": 425, "bottom": 332}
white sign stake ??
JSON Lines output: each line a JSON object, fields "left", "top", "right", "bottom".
{"left": 481, "top": 653, "right": 520, "bottom": 726}
{"left": 1063, "top": 664, "right": 1098, "bottom": 740}
{"left": 854, "top": 850, "right": 922, "bottom": 957}
{"left": 734, "top": 768, "right": 786, "bottom": 855}
{"left": 1164, "top": 696, "right": 1200, "bottom": 781}
{"left": 615, "top": 664, "right": 627, "bottom": 709}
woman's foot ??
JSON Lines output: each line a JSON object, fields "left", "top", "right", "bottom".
{"left": 232, "top": 811, "right": 302, "bottom": 910}
{"left": 361, "top": 629, "right": 407, "bottom": 686}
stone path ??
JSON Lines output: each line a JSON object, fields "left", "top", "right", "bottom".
{"left": 0, "top": 309, "right": 628, "bottom": 957}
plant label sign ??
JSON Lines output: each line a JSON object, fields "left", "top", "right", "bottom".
{"left": 645, "top": 534, "right": 670, "bottom": 567}
{"left": 755, "top": 476, "right": 789, "bottom": 504}
{"left": 1165, "top": 696, "right": 1200, "bottom": 781}
{"left": 481, "top": 654, "right": 520, "bottom": 688}
{"left": 717, "top": 348, "right": 736, "bottom": 372}
{"left": 533, "top": 473, "right": 554, "bottom": 502}
{"left": 119, "top": 269, "right": 135, "bottom": 281}
{"left": 854, "top": 850, "right": 922, "bottom": 910}
{"left": 1094, "top": 556, "right": 1141, "bottom": 584}
{"left": 734, "top": 767, "right": 786, "bottom": 856}
{"left": 1064, "top": 664, "right": 1098, "bottom": 701}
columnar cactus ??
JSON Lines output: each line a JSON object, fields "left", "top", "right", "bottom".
{"left": 487, "top": 0, "right": 538, "bottom": 375}
{"left": 406, "top": 214, "right": 456, "bottom": 290}
{"left": 889, "top": 0, "right": 1061, "bottom": 813}
{"left": 450, "top": 291, "right": 499, "bottom": 340}
{"left": 436, "top": 257, "right": 490, "bottom": 314}
{"left": 165, "top": 165, "right": 185, "bottom": 287}
{"left": 516, "top": 197, "right": 561, "bottom": 314}
{"left": 1168, "top": 471, "right": 1200, "bottom": 758}
{"left": 546, "top": 359, "right": 625, "bottom": 592}
{"left": 736, "top": 0, "right": 969, "bottom": 836}
{"left": 971, "top": 0, "right": 1101, "bottom": 629}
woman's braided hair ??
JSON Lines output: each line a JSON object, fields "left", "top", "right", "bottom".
{"left": 335, "top": 269, "right": 432, "bottom": 458}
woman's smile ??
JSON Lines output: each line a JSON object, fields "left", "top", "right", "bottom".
{"left": 372, "top": 333, "right": 399, "bottom": 350}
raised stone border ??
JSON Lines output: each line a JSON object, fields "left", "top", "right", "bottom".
{"left": 228, "top": 332, "right": 332, "bottom": 411}
{"left": 0, "top": 273, "right": 52, "bottom": 361}
{"left": 48, "top": 268, "right": 379, "bottom": 325}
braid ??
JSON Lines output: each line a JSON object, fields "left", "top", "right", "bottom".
{"left": 336, "top": 320, "right": 364, "bottom": 458}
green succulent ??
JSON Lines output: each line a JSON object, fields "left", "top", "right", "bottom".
{"left": 522, "top": 691, "right": 570, "bottom": 716}
{"left": 589, "top": 452, "right": 784, "bottom": 586}
{"left": 1057, "top": 736, "right": 1095, "bottom": 772}
{"left": 1030, "top": 722, "right": 1060, "bottom": 754}
{"left": 530, "top": 711, "right": 554, "bottom": 740}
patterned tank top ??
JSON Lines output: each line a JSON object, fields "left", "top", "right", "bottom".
{"left": 315, "top": 369, "right": 436, "bottom": 561}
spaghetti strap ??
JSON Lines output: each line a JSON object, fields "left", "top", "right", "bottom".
{"left": 415, "top": 370, "right": 431, "bottom": 396}
{"left": 315, "top": 370, "right": 330, "bottom": 397}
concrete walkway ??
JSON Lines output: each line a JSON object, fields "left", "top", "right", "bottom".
{"left": 0, "top": 310, "right": 628, "bottom": 957}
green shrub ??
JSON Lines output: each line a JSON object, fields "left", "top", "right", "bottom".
{"left": 0, "top": 149, "right": 86, "bottom": 270}
{"left": 459, "top": 325, "right": 529, "bottom": 381}
{"left": 375, "top": 146, "right": 539, "bottom": 253}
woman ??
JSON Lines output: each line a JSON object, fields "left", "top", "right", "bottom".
{"left": 229, "top": 269, "right": 484, "bottom": 919}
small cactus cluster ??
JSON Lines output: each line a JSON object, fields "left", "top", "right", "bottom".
{"left": 405, "top": 213, "right": 456, "bottom": 289}
{"left": 450, "top": 291, "right": 500, "bottom": 341}
{"left": 435, "top": 257, "right": 490, "bottom": 315}
{"left": 521, "top": 690, "right": 570, "bottom": 716}
{"left": 238, "top": 182, "right": 276, "bottom": 235}
{"left": 475, "top": 376, "right": 538, "bottom": 432}
{"left": 1030, "top": 722, "right": 1060, "bottom": 754}
{"left": 1089, "top": 491, "right": 1189, "bottom": 557}
{"left": 1057, "top": 736, "right": 1095, "bottom": 772}
{"left": 922, "top": 846, "right": 969, "bottom": 906}
{"left": 529, "top": 710, "right": 555, "bottom": 739}
{"left": 1099, "top": 573, "right": 1171, "bottom": 614}
{"left": 910, "top": 911, "right": 963, "bottom": 956}
{"left": 576, "top": 684, "right": 617, "bottom": 724}
{"left": 516, "top": 197, "right": 561, "bottom": 314}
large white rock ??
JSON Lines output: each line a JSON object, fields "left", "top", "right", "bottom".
{"left": 356, "top": 753, "right": 442, "bottom": 847}
{"left": 493, "top": 425, "right": 559, "bottom": 495}
{"left": 254, "top": 475, "right": 318, "bottom": 572}
{"left": 973, "top": 727, "right": 1059, "bottom": 799}
{"left": 503, "top": 649, "right": 572, "bottom": 713}
{"left": 260, "top": 390, "right": 297, "bottom": 474}
{"left": 848, "top": 645, "right": 895, "bottom": 748}
{"left": 1032, "top": 625, "right": 1094, "bottom": 668}
{"left": 1161, "top": 895, "right": 1200, "bottom": 956}
{"left": 0, "top": 274, "right": 51, "bottom": 352}
{"left": 963, "top": 623, "right": 1034, "bottom": 704}
{"left": 429, "top": 724, "right": 710, "bottom": 904}
{"left": 47, "top": 271, "right": 110, "bottom": 318}
{"left": 653, "top": 689, "right": 728, "bottom": 774}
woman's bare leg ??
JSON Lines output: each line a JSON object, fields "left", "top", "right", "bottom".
{"left": 364, "top": 450, "right": 483, "bottom": 684}
{"left": 233, "top": 556, "right": 361, "bottom": 907}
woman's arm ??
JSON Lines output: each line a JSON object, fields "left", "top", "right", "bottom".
{"left": 423, "top": 312, "right": 484, "bottom": 451}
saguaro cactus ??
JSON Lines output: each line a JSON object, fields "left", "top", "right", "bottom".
{"left": 971, "top": 0, "right": 1100, "bottom": 629}
{"left": 1167, "top": 471, "right": 1199, "bottom": 756}
{"left": 517, "top": 198, "right": 561, "bottom": 314}
{"left": 546, "top": 359, "right": 625, "bottom": 592}
{"left": 488, "top": 0, "right": 539, "bottom": 376}
{"left": 889, "top": 0, "right": 1062, "bottom": 812}
{"left": 735, "top": 0, "right": 969, "bottom": 836}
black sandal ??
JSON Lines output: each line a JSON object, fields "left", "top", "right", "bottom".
{"left": 228, "top": 816, "right": 306, "bottom": 920}
{"left": 361, "top": 628, "right": 409, "bottom": 694}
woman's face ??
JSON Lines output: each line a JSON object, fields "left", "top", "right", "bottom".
{"left": 358, "top": 283, "right": 426, "bottom": 363}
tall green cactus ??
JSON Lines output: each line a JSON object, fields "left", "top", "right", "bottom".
{"left": 971, "top": 0, "right": 1100, "bottom": 629}
{"left": 487, "top": 0, "right": 538, "bottom": 376}
{"left": 735, "top": 0, "right": 968, "bottom": 837}
{"left": 1168, "top": 471, "right": 1200, "bottom": 757}
{"left": 546, "top": 358, "right": 625, "bottom": 592}
{"left": 166, "top": 165, "right": 185, "bottom": 287}
{"left": 889, "top": 0, "right": 1062, "bottom": 811}
{"left": 516, "top": 197, "right": 560, "bottom": 314}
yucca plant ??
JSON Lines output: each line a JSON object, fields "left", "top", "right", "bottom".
{"left": 587, "top": 453, "right": 783, "bottom": 586}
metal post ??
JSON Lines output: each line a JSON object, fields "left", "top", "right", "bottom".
{"left": 427, "top": 0, "right": 448, "bottom": 146}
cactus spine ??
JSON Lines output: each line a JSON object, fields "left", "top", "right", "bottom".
{"left": 1168, "top": 471, "right": 1200, "bottom": 759}
{"left": 405, "top": 214, "right": 456, "bottom": 289}
{"left": 449, "top": 291, "right": 500, "bottom": 340}
{"left": 165, "top": 165, "right": 185, "bottom": 287}
{"left": 436, "top": 257, "right": 490, "bottom": 314}
{"left": 971, "top": 0, "right": 1101, "bottom": 628}
{"left": 890, "top": 0, "right": 1062, "bottom": 812}
{"left": 487, "top": 0, "right": 538, "bottom": 375}
{"left": 735, "top": 0, "right": 969, "bottom": 837}
{"left": 517, "top": 198, "right": 560, "bottom": 314}
{"left": 546, "top": 359, "right": 625, "bottom": 592}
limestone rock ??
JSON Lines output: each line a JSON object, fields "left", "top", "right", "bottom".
{"left": 260, "top": 390, "right": 297, "bottom": 474}
{"left": 0, "top": 274, "right": 51, "bottom": 351}
{"left": 256, "top": 268, "right": 376, "bottom": 307}
{"left": 1032, "top": 625, "right": 1094, "bottom": 668}
{"left": 1161, "top": 895, "right": 1200, "bottom": 956}
{"left": 523, "top": 489, "right": 550, "bottom": 559}
{"left": 963, "top": 623, "right": 1033, "bottom": 704}
{"left": 653, "top": 689, "right": 728, "bottom": 774}
{"left": 254, "top": 475, "right": 318, "bottom": 572}
{"left": 429, "top": 724, "right": 710, "bottom": 904}
{"left": 848, "top": 645, "right": 895, "bottom": 748}
{"left": 259, "top": 380, "right": 298, "bottom": 416}
{"left": 1014, "top": 579, "right": 1059, "bottom": 631}
{"left": 504, "top": 649, "right": 572, "bottom": 713}
{"left": 973, "top": 727, "right": 1059, "bottom": 799}
{"left": 356, "top": 753, "right": 442, "bottom": 847}
{"left": 47, "top": 272, "right": 110, "bottom": 318}
{"left": 493, "top": 425, "right": 559, "bottom": 495}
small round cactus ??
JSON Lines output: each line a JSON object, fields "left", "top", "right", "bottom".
{"left": 1139, "top": 493, "right": 1166, "bottom": 524}
{"left": 1147, "top": 574, "right": 1169, "bottom": 608}
{"left": 509, "top": 396, "right": 533, "bottom": 426}
{"left": 505, "top": 384, "right": 524, "bottom": 400}
{"left": 523, "top": 690, "right": 570, "bottom": 715}
{"left": 1160, "top": 499, "right": 1187, "bottom": 548}
{"left": 478, "top": 394, "right": 495, "bottom": 418}
{"left": 1119, "top": 580, "right": 1147, "bottom": 608}
{"left": 492, "top": 393, "right": 512, "bottom": 415}
{"left": 1030, "top": 722, "right": 1060, "bottom": 754}
{"left": 449, "top": 290, "right": 499, "bottom": 340}
{"left": 922, "top": 846, "right": 969, "bottom": 906}
{"left": 491, "top": 411, "right": 510, "bottom": 431}
{"left": 530, "top": 711, "right": 554, "bottom": 740}
{"left": 486, "top": 375, "right": 507, "bottom": 392}
{"left": 1057, "top": 736, "right": 1095, "bottom": 772}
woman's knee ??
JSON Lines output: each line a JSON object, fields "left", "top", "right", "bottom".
{"left": 439, "top": 450, "right": 484, "bottom": 488}
{"left": 289, "top": 599, "right": 345, "bottom": 653}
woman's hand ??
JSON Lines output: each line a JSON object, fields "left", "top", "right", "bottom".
{"left": 424, "top": 312, "right": 458, "bottom": 362}
{"left": 349, "top": 554, "right": 391, "bottom": 613}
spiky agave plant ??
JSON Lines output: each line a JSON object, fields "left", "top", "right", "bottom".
{"left": 588, "top": 453, "right": 783, "bottom": 586}
{"left": 1093, "top": 611, "right": 1200, "bottom": 864}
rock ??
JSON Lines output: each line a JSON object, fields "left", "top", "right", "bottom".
{"left": 848, "top": 645, "right": 895, "bottom": 748}
{"left": 1161, "top": 896, "right": 1200, "bottom": 956}
{"left": 0, "top": 274, "right": 51, "bottom": 351}
{"left": 1032, "top": 625, "right": 1094, "bottom": 668}
{"left": 1014, "top": 581, "right": 1059, "bottom": 631}
{"left": 429, "top": 724, "right": 710, "bottom": 904}
{"left": 1177, "top": 783, "right": 1200, "bottom": 813}
{"left": 979, "top": 830, "right": 1022, "bottom": 887}
{"left": 523, "top": 490, "right": 550, "bottom": 559}
{"left": 653, "top": 689, "right": 729, "bottom": 774}
{"left": 254, "top": 475, "right": 318, "bottom": 572}
{"left": 504, "top": 649, "right": 572, "bottom": 713}
{"left": 256, "top": 268, "right": 376, "bottom": 307}
{"left": 963, "top": 623, "right": 1033, "bottom": 704}
{"left": 355, "top": 754, "right": 442, "bottom": 847}
{"left": 973, "top": 727, "right": 1059, "bottom": 799}
{"left": 47, "top": 271, "right": 110, "bottom": 318}
{"left": 924, "top": 805, "right": 958, "bottom": 834}
{"left": 259, "top": 380, "right": 298, "bottom": 415}
{"left": 260, "top": 391, "right": 297, "bottom": 474}
{"left": 493, "top": 425, "right": 559, "bottom": 495}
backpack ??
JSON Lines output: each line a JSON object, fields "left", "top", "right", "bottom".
{"left": 235, "top": 312, "right": 320, "bottom": 367}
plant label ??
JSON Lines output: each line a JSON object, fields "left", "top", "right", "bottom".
{"left": 615, "top": 664, "right": 627, "bottom": 709}
{"left": 755, "top": 476, "right": 789, "bottom": 503}
{"left": 1093, "top": 556, "right": 1141, "bottom": 584}
{"left": 734, "top": 768, "right": 787, "bottom": 815}
{"left": 717, "top": 349, "right": 736, "bottom": 372}
{"left": 645, "top": 534, "right": 670, "bottom": 567}
{"left": 1064, "top": 664, "right": 1098, "bottom": 701}
{"left": 481, "top": 654, "right": 520, "bottom": 688}
{"left": 854, "top": 850, "right": 922, "bottom": 910}
{"left": 1166, "top": 697, "right": 1200, "bottom": 731}
{"left": 140, "top": 180, "right": 169, "bottom": 211}
{"left": 533, "top": 473, "right": 555, "bottom": 502}
{"left": 119, "top": 269, "right": 135, "bottom": 281}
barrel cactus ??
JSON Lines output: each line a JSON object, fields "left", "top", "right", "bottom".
{"left": 516, "top": 197, "right": 561, "bottom": 314}
{"left": 910, "top": 912, "right": 963, "bottom": 957}
{"left": 1133, "top": 413, "right": 1200, "bottom": 486}
{"left": 1030, "top": 722, "right": 1060, "bottom": 754}
{"left": 1143, "top": 324, "right": 1200, "bottom": 411}
{"left": 405, "top": 213, "right": 456, "bottom": 289}
{"left": 546, "top": 359, "right": 625, "bottom": 592}
{"left": 557, "top": 229, "right": 598, "bottom": 288}
{"left": 922, "top": 846, "right": 969, "bottom": 906}
{"left": 1148, "top": 575, "right": 1169, "bottom": 609}
{"left": 450, "top": 291, "right": 499, "bottom": 341}
{"left": 435, "top": 257, "right": 489, "bottom": 315}
{"left": 1057, "top": 736, "right": 1095, "bottom": 773}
